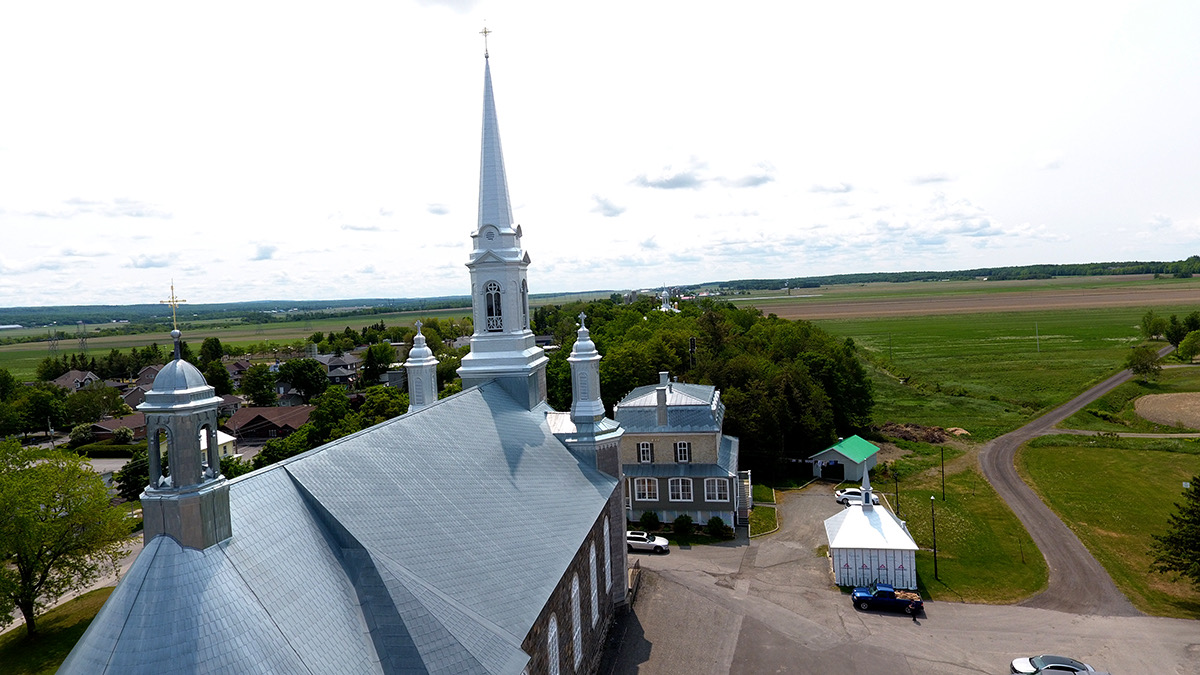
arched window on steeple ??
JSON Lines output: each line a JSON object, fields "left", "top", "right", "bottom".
{"left": 485, "top": 281, "right": 503, "bottom": 331}
{"left": 521, "top": 279, "right": 529, "bottom": 329}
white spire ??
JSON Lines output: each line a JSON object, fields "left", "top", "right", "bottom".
{"left": 404, "top": 321, "right": 440, "bottom": 412}
{"left": 458, "top": 52, "right": 548, "bottom": 409}
{"left": 568, "top": 313, "right": 606, "bottom": 423}
{"left": 478, "top": 57, "right": 513, "bottom": 232}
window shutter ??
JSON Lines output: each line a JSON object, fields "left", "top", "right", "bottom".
{"left": 649, "top": 443, "right": 654, "bottom": 462}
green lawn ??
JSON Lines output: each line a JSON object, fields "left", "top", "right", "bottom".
{"left": 813, "top": 307, "right": 1176, "bottom": 440}
{"left": 0, "top": 587, "right": 113, "bottom": 674}
{"left": 752, "top": 484, "right": 775, "bottom": 504}
{"left": 749, "top": 505, "right": 777, "bottom": 536}
{"left": 897, "top": 468, "right": 1047, "bottom": 604}
{"left": 1017, "top": 436, "right": 1200, "bottom": 618}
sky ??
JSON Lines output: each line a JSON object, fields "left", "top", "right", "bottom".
{"left": 2, "top": 1, "right": 1199, "bottom": 308}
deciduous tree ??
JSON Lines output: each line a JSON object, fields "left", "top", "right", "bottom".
{"left": 1125, "top": 344, "right": 1163, "bottom": 381}
{"left": 361, "top": 343, "right": 398, "bottom": 385}
{"left": 240, "top": 363, "right": 278, "bottom": 407}
{"left": 278, "top": 358, "right": 329, "bottom": 403}
{"left": 203, "top": 361, "right": 235, "bottom": 397}
{"left": 0, "top": 441, "right": 132, "bottom": 637}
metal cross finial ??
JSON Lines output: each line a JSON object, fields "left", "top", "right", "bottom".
{"left": 159, "top": 280, "right": 186, "bottom": 330}
{"left": 577, "top": 312, "right": 587, "bottom": 328}
{"left": 480, "top": 26, "right": 491, "bottom": 58}
{"left": 414, "top": 319, "right": 423, "bottom": 334}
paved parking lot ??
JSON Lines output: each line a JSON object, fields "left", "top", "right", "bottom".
{"left": 600, "top": 487, "right": 1200, "bottom": 674}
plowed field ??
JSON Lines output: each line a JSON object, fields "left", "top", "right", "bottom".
{"left": 1134, "top": 393, "right": 1200, "bottom": 429}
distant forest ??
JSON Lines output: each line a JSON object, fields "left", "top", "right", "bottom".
{"left": 720, "top": 256, "right": 1200, "bottom": 291}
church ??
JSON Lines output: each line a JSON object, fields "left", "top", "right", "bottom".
{"left": 62, "top": 50, "right": 627, "bottom": 675}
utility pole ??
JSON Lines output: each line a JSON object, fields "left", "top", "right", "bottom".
{"left": 931, "top": 495, "right": 939, "bottom": 580}
{"left": 941, "top": 446, "right": 945, "bottom": 501}
{"left": 894, "top": 473, "right": 900, "bottom": 516}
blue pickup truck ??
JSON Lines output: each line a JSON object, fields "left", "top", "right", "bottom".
{"left": 851, "top": 582, "right": 924, "bottom": 614}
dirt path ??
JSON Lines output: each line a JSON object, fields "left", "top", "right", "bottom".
{"left": 977, "top": 345, "right": 1177, "bottom": 616}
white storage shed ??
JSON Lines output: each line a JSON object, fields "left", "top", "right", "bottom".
{"left": 823, "top": 476, "right": 919, "bottom": 590}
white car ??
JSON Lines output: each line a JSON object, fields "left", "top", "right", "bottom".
{"left": 834, "top": 487, "right": 880, "bottom": 505}
{"left": 1010, "top": 654, "right": 1094, "bottom": 674}
{"left": 626, "top": 530, "right": 669, "bottom": 554}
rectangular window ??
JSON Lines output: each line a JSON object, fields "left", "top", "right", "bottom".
{"left": 705, "top": 478, "right": 729, "bottom": 502}
{"left": 669, "top": 478, "right": 693, "bottom": 502}
{"left": 634, "top": 477, "right": 658, "bottom": 501}
{"left": 638, "top": 442, "right": 653, "bottom": 463}
{"left": 674, "top": 441, "right": 690, "bottom": 463}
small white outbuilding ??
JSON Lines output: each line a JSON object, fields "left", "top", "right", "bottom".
{"left": 823, "top": 474, "right": 919, "bottom": 590}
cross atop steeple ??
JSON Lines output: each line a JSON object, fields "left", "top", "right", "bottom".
{"left": 480, "top": 26, "right": 491, "bottom": 59}
{"left": 160, "top": 281, "right": 186, "bottom": 330}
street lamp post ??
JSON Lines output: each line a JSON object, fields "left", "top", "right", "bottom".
{"left": 941, "top": 446, "right": 945, "bottom": 501}
{"left": 894, "top": 473, "right": 900, "bottom": 516}
{"left": 931, "top": 495, "right": 939, "bottom": 580}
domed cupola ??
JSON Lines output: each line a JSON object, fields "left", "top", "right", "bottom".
{"left": 137, "top": 328, "right": 232, "bottom": 549}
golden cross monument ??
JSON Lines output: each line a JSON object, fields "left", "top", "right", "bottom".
{"left": 160, "top": 281, "right": 186, "bottom": 331}
{"left": 480, "top": 26, "right": 491, "bottom": 58}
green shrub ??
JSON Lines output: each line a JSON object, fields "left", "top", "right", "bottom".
{"left": 113, "top": 426, "right": 135, "bottom": 445}
{"left": 637, "top": 511, "right": 660, "bottom": 532}
{"left": 707, "top": 516, "right": 734, "bottom": 540}
{"left": 673, "top": 514, "right": 694, "bottom": 537}
{"left": 69, "top": 423, "right": 94, "bottom": 447}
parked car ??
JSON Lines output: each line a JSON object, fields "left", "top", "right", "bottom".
{"left": 626, "top": 530, "right": 669, "bottom": 554}
{"left": 834, "top": 487, "right": 880, "bottom": 505}
{"left": 1010, "top": 654, "right": 1095, "bottom": 673}
{"left": 850, "top": 582, "right": 922, "bottom": 613}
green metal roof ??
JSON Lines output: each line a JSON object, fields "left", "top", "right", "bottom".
{"left": 819, "top": 435, "right": 879, "bottom": 463}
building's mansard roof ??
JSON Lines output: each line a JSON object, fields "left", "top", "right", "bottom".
{"left": 614, "top": 381, "right": 724, "bottom": 433}
{"left": 63, "top": 381, "right": 619, "bottom": 674}
{"left": 622, "top": 435, "right": 739, "bottom": 478}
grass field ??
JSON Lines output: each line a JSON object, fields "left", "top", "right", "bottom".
{"left": 890, "top": 467, "right": 1048, "bottom": 604}
{"left": 1016, "top": 435, "right": 1200, "bottom": 618}
{"left": 0, "top": 587, "right": 114, "bottom": 675}
{"left": 811, "top": 307, "right": 1175, "bottom": 440}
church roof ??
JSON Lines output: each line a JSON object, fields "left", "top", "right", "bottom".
{"left": 64, "top": 381, "right": 619, "bottom": 674}
{"left": 823, "top": 503, "right": 918, "bottom": 551}
{"left": 477, "top": 57, "right": 513, "bottom": 230}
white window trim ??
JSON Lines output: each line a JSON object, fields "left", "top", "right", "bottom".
{"left": 674, "top": 441, "right": 690, "bottom": 463}
{"left": 589, "top": 544, "right": 599, "bottom": 626}
{"left": 547, "top": 614, "right": 560, "bottom": 675}
{"left": 571, "top": 575, "right": 582, "bottom": 669}
{"left": 704, "top": 477, "right": 730, "bottom": 502}
{"left": 668, "top": 477, "right": 693, "bottom": 502}
{"left": 634, "top": 477, "right": 658, "bottom": 501}
{"left": 637, "top": 442, "right": 652, "bottom": 463}
{"left": 603, "top": 517, "right": 612, "bottom": 592}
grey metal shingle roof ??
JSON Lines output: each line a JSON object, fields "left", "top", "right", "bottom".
{"left": 63, "top": 380, "right": 617, "bottom": 674}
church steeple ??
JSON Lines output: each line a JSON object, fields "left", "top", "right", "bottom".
{"left": 458, "top": 49, "right": 548, "bottom": 409}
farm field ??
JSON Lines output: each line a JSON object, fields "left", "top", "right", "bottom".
{"left": 730, "top": 274, "right": 1200, "bottom": 320}
{"left": 1016, "top": 436, "right": 1200, "bottom": 619}
{"left": 1061, "top": 367, "right": 1200, "bottom": 434}
{"left": 810, "top": 307, "right": 1168, "bottom": 440}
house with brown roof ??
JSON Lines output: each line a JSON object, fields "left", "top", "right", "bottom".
{"left": 134, "top": 365, "right": 164, "bottom": 388}
{"left": 51, "top": 369, "right": 102, "bottom": 391}
{"left": 90, "top": 413, "right": 147, "bottom": 441}
{"left": 221, "top": 405, "right": 315, "bottom": 441}
{"left": 225, "top": 359, "right": 252, "bottom": 389}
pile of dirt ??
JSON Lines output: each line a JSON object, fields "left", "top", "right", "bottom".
{"left": 877, "top": 422, "right": 951, "bottom": 443}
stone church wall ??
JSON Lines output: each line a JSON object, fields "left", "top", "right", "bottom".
{"left": 521, "top": 485, "right": 627, "bottom": 674}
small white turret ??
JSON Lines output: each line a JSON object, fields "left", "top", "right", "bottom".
{"left": 404, "top": 321, "right": 440, "bottom": 413}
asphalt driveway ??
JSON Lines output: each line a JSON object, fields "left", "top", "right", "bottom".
{"left": 600, "top": 487, "right": 1199, "bottom": 674}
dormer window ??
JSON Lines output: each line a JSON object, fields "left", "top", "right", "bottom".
{"left": 674, "top": 441, "right": 690, "bottom": 463}
{"left": 485, "top": 281, "right": 503, "bottom": 331}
